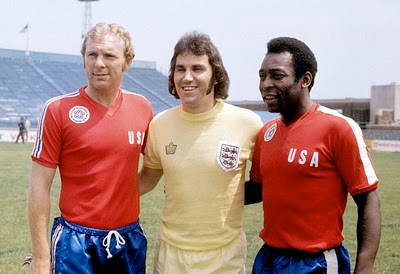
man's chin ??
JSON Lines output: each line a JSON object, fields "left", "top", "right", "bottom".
{"left": 263, "top": 103, "right": 279, "bottom": 113}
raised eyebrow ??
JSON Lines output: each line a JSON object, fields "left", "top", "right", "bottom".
{"left": 261, "top": 68, "right": 285, "bottom": 74}
{"left": 271, "top": 69, "right": 287, "bottom": 75}
{"left": 175, "top": 64, "right": 186, "bottom": 70}
{"left": 85, "top": 49, "right": 97, "bottom": 56}
{"left": 104, "top": 50, "right": 119, "bottom": 57}
{"left": 192, "top": 64, "right": 206, "bottom": 70}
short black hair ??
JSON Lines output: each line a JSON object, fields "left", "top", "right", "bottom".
{"left": 267, "top": 37, "right": 318, "bottom": 90}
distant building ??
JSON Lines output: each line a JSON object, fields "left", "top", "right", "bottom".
{"left": 370, "top": 83, "right": 400, "bottom": 126}
{"left": 314, "top": 98, "right": 370, "bottom": 128}
{"left": 231, "top": 83, "right": 400, "bottom": 128}
{"left": 231, "top": 98, "right": 371, "bottom": 127}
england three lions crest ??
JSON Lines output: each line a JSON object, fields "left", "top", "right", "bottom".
{"left": 217, "top": 142, "right": 241, "bottom": 172}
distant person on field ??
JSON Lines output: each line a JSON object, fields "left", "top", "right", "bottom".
{"left": 139, "top": 31, "right": 263, "bottom": 273}
{"left": 27, "top": 22, "right": 153, "bottom": 274}
{"left": 15, "top": 116, "right": 25, "bottom": 143}
{"left": 24, "top": 116, "right": 31, "bottom": 141}
{"left": 246, "top": 37, "right": 381, "bottom": 273}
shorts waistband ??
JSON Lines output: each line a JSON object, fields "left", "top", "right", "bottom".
{"left": 264, "top": 243, "right": 340, "bottom": 258}
{"left": 57, "top": 216, "right": 140, "bottom": 236}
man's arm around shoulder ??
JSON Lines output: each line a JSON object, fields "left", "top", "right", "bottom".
{"left": 138, "top": 166, "right": 163, "bottom": 195}
{"left": 244, "top": 179, "right": 262, "bottom": 205}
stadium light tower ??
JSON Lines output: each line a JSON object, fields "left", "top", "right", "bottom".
{"left": 78, "top": 0, "right": 99, "bottom": 40}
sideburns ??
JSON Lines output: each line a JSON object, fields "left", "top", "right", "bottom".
{"left": 206, "top": 79, "right": 216, "bottom": 96}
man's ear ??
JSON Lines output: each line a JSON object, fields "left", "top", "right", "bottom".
{"left": 301, "top": 72, "right": 313, "bottom": 88}
{"left": 123, "top": 60, "right": 132, "bottom": 72}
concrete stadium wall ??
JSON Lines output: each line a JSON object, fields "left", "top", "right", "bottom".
{"left": 365, "top": 139, "right": 400, "bottom": 152}
{"left": 0, "top": 129, "right": 37, "bottom": 143}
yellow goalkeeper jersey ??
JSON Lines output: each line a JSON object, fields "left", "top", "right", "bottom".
{"left": 143, "top": 100, "right": 263, "bottom": 250}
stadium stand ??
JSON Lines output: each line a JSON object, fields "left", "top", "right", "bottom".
{"left": 0, "top": 48, "right": 179, "bottom": 128}
{"left": 3, "top": 49, "right": 399, "bottom": 142}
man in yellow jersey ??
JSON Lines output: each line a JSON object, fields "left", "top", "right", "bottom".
{"left": 139, "top": 31, "right": 263, "bottom": 273}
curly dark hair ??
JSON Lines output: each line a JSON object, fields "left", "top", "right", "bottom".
{"left": 267, "top": 37, "right": 318, "bottom": 90}
{"left": 168, "top": 31, "right": 230, "bottom": 99}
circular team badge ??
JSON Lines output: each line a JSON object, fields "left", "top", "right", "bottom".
{"left": 264, "top": 123, "right": 277, "bottom": 142}
{"left": 69, "top": 106, "right": 90, "bottom": 124}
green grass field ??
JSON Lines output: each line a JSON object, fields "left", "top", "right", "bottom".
{"left": 0, "top": 142, "right": 399, "bottom": 273}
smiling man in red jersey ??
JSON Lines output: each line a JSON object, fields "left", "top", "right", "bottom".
{"left": 246, "top": 37, "right": 381, "bottom": 274}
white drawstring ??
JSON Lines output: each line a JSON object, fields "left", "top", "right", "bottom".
{"left": 102, "top": 230, "right": 126, "bottom": 259}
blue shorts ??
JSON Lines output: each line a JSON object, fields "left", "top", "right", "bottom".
{"left": 50, "top": 217, "right": 147, "bottom": 274}
{"left": 252, "top": 242, "right": 350, "bottom": 274}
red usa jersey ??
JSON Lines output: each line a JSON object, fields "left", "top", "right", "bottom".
{"left": 250, "top": 103, "right": 378, "bottom": 252}
{"left": 32, "top": 87, "right": 153, "bottom": 229}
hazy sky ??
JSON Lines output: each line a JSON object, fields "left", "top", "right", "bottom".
{"left": 1, "top": 0, "right": 399, "bottom": 101}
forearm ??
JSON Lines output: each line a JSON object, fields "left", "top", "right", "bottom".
{"left": 138, "top": 166, "right": 163, "bottom": 195}
{"left": 139, "top": 180, "right": 156, "bottom": 195}
{"left": 28, "top": 183, "right": 51, "bottom": 261}
{"left": 27, "top": 162, "right": 55, "bottom": 273}
{"left": 353, "top": 189, "right": 381, "bottom": 274}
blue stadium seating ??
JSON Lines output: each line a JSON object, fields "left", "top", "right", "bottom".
{"left": 0, "top": 48, "right": 179, "bottom": 128}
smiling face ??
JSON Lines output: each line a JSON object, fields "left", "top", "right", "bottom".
{"left": 83, "top": 34, "right": 128, "bottom": 94}
{"left": 258, "top": 52, "right": 303, "bottom": 115}
{"left": 173, "top": 52, "right": 216, "bottom": 114}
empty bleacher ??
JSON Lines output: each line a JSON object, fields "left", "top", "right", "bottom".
{"left": 0, "top": 48, "right": 179, "bottom": 128}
